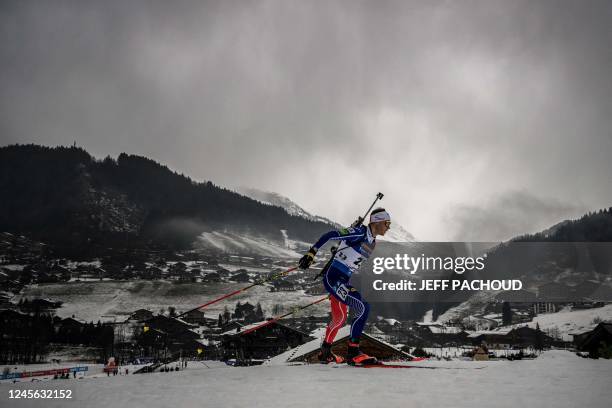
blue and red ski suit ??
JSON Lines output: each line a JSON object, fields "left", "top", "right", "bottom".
{"left": 311, "top": 225, "right": 376, "bottom": 343}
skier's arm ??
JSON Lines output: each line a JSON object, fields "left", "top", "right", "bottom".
{"left": 298, "top": 227, "right": 363, "bottom": 269}
{"left": 311, "top": 227, "right": 363, "bottom": 251}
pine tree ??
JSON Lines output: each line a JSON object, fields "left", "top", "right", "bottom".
{"left": 535, "top": 322, "right": 544, "bottom": 351}
{"left": 502, "top": 302, "right": 513, "bottom": 325}
{"left": 255, "top": 303, "right": 264, "bottom": 320}
{"left": 223, "top": 306, "right": 231, "bottom": 323}
{"left": 233, "top": 302, "right": 243, "bottom": 319}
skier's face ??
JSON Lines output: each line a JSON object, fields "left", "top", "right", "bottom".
{"left": 371, "top": 220, "right": 391, "bottom": 236}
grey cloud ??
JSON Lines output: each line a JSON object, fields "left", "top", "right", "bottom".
{"left": 448, "top": 191, "right": 588, "bottom": 242}
{"left": 1, "top": 0, "right": 611, "bottom": 239}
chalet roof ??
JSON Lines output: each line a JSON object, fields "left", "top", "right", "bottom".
{"left": 574, "top": 322, "right": 612, "bottom": 350}
{"left": 221, "top": 320, "right": 309, "bottom": 337}
{"left": 380, "top": 318, "right": 400, "bottom": 326}
{"left": 428, "top": 326, "right": 464, "bottom": 334}
{"left": 144, "top": 315, "right": 198, "bottom": 334}
{"left": 59, "top": 317, "right": 86, "bottom": 327}
{"left": 129, "top": 309, "right": 154, "bottom": 321}
{"left": 29, "top": 298, "right": 60, "bottom": 306}
{"left": 195, "top": 338, "right": 220, "bottom": 347}
{"left": 415, "top": 321, "right": 443, "bottom": 327}
{"left": 467, "top": 328, "right": 512, "bottom": 338}
{"left": 266, "top": 326, "right": 414, "bottom": 364}
{"left": 183, "top": 309, "right": 205, "bottom": 316}
{"left": 574, "top": 322, "right": 612, "bottom": 336}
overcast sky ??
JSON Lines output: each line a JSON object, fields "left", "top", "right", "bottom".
{"left": 1, "top": 0, "right": 611, "bottom": 241}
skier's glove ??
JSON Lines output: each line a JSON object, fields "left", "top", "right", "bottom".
{"left": 298, "top": 248, "right": 317, "bottom": 269}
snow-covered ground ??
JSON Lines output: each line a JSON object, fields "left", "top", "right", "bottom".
{"left": 504, "top": 304, "right": 612, "bottom": 341}
{"left": 18, "top": 280, "right": 329, "bottom": 322}
{"left": 2, "top": 351, "right": 611, "bottom": 408}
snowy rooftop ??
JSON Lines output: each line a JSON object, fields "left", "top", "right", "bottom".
{"left": 382, "top": 318, "right": 400, "bottom": 325}
{"left": 467, "top": 328, "right": 513, "bottom": 338}
{"left": 266, "top": 326, "right": 351, "bottom": 364}
{"left": 428, "top": 326, "right": 464, "bottom": 334}
{"left": 220, "top": 320, "right": 305, "bottom": 337}
{"left": 415, "top": 321, "right": 443, "bottom": 326}
{"left": 266, "top": 325, "right": 414, "bottom": 364}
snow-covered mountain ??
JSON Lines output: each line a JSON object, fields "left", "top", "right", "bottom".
{"left": 237, "top": 187, "right": 415, "bottom": 242}
{"left": 237, "top": 187, "right": 339, "bottom": 226}
{"left": 0, "top": 145, "right": 336, "bottom": 254}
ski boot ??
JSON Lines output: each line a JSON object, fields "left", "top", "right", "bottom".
{"left": 317, "top": 342, "right": 345, "bottom": 364}
{"left": 346, "top": 341, "right": 378, "bottom": 366}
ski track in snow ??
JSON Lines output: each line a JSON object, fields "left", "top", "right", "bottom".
{"left": 2, "top": 351, "right": 611, "bottom": 408}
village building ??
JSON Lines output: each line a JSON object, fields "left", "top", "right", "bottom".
{"left": 469, "top": 326, "right": 556, "bottom": 349}
{"left": 221, "top": 320, "right": 312, "bottom": 362}
{"left": 228, "top": 270, "right": 252, "bottom": 283}
{"left": 202, "top": 271, "right": 222, "bottom": 283}
{"left": 180, "top": 309, "right": 217, "bottom": 326}
{"left": 18, "top": 297, "right": 62, "bottom": 313}
{"left": 138, "top": 315, "right": 203, "bottom": 358}
{"left": 573, "top": 322, "right": 612, "bottom": 358}
{"left": 129, "top": 309, "right": 154, "bottom": 322}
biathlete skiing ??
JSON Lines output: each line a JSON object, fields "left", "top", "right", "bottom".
{"left": 298, "top": 207, "right": 391, "bottom": 365}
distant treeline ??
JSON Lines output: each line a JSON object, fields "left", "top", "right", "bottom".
{"left": 0, "top": 310, "right": 114, "bottom": 364}
{"left": 512, "top": 207, "right": 612, "bottom": 242}
{"left": 0, "top": 144, "right": 332, "bottom": 254}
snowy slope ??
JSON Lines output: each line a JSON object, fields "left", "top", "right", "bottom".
{"left": 195, "top": 231, "right": 304, "bottom": 258}
{"left": 3, "top": 351, "right": 611, "bottom": 408}
{"left": 504, "top": 304, "right": 612, "bottom": 341}
{"left": 439, "top": 299, "right": 612, "bottom": 341}
{"left": 437, "top": 284, "right": 612, "bottom": 340}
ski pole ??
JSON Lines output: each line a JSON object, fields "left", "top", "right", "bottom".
{"left": 177, "top": 266, "right": 299, "bottom": 318}
{"left": 240, "top": 296, "right": 329, "bottom": 335}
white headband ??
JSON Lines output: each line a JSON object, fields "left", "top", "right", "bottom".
{"left": 370, "top": 211, "right": 391, "bottom": 223}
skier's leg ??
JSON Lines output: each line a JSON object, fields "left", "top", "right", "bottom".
{"left": 319, "top": 266, "right": 351, "bottom": 363}
{"left": 344, "top": 289, "right": 376, "bottom": 365}
{"left": 344, "top": 289, "right": 370, "bottom": 341}
{"left": 324, "top": 296, "right": 348, "bottom": 344}
{"left": 322, "top": 266, "right": 369, "bottom": 340}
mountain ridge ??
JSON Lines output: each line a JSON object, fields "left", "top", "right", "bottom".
{"left": 237, "top": 186, "right": 416, "bottom": 242}
{"left": 0, "top": 144, "right": 334, "bottom": 256}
